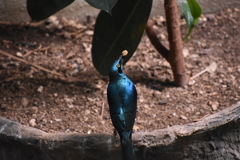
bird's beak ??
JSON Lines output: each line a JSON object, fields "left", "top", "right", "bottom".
{"left": 120, "top": 54, "right": 124, "bottom": 66}
{"left": 118, "top": 50, "right": 128, "bottom": 68}
{"left": 117, "top": 54, "right": 123, "bottom": 67}
{"left": 119, "top": 54, "right": 125, "bottom": 66}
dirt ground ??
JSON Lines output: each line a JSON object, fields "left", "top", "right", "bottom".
{"left": 0, "top": 8, "right": 239, "bottom": 134}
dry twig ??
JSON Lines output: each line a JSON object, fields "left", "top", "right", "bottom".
{"left": 23, "top": 45, "right": 51, "bottom": 57}
{"left": 0, "top": 49, "right": 63, "bottom": 77}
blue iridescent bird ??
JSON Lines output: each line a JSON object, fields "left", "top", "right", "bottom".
{"left": 107, "top": 50, "right": 137, "bottom": 160}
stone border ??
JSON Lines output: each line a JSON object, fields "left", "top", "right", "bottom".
{"left": 0, "top": 101, "right": 240, "bottom": 160}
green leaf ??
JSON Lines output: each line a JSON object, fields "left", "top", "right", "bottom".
{"left": 181, "top": 1, "right": 194, "bottom": 28}
{"left": 85, "top": 0, "right": 118, "bottom": 13}
{"left": 27, "top": 0, "right": 74, "bottom": 21}
{"left": 186, "top": 0, "right": 202, "bottom": 19}
{"left": 180, "top": 0, "right": 202, "bottom": 41}
{"left": 92, "top": 0, "right": 152, "bottom": 75}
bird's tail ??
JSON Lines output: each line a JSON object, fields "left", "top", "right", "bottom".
{"left": 120, "top": 132, "right": 135, "bottom": 160}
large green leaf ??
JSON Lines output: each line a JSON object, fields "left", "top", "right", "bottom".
{"left": 92, "top": 0, "right": 153, "bottom": 75}
{"left": 85, "top": 0, "right": 118, "bottom": 13}
{"left": 27, "top": 0, "right": 74, "bottom": 21}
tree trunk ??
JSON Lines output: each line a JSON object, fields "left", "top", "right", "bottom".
{"left": 164, "top": 0, "right": 187, "bottom": 86}
{"left": 146, "top": 0, "right": 188, "bottom": 87}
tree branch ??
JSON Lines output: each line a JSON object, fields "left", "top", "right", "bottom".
{"left": 146, "top": 20, "right": 170, "bottom": 61}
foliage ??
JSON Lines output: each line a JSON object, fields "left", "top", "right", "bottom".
{"left": 27, "top": 0, "right": 202, "bottom": 76}
{"left": 180, "top": 0, "right": 202, "bottom": 41}
{"left": 27, "top": 0, "right": 117, "bottom": 21}
{"left": 27, "top": 0, "right": 74, "bottom": 21}
{"left": 92, "top": 0, "right": 152, "bottom": 75}
{"left": 85, "top": 0, "right": 118, "bottom": 13}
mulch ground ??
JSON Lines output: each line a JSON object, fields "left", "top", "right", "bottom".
{"left": 0, "top": 8, "right": 239, "bottom": 134}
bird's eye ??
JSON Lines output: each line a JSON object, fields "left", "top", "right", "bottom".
{"left": 116, "top": 64, "right": 120, "bottom": 68}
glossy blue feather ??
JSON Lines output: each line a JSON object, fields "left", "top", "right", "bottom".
{"left": 107, "top": 56, "right": 137, "bottom": 160}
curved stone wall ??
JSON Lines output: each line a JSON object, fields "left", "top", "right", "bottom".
{"left": 0, "top": 102, "right": 239, "bottom": 160}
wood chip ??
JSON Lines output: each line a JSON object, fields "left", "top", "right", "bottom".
{"left": 16, "top": 52, "right": 23, "bottom": 57}
{"left": 21, "top": 98, "right": 29, "bottom": 107}
{"left": 29, "top": 119, "right": 37, "bottom": 127}
{"left": 37, "top": 86, "right": 44, "bottom": 93}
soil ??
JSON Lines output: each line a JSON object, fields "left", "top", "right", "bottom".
{"left": 0, "top": 8, "right": 239, "bottom": 134}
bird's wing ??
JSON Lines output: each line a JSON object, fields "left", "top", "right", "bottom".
{"left": 107, "top": 83, "right": 137, "bottom": 132}
{"left": 107, "top": 84, "right": 128, "bottom": 132}
{"left": 110, "top": 110, "right": 127, "bottom": 132}
{"left": 122, "top": 81, "right": 137, "bottom": 113}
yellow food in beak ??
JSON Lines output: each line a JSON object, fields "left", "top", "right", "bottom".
{"left": 122, "top": 50, "right": 128, "bottom": 57}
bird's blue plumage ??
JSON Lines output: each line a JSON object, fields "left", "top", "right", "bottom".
{"left": 107, "top": 55, "right": 137, "bottom": 160}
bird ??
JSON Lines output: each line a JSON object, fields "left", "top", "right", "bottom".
{"left": 107, "top": 50, "right": 137, "bottom": 160}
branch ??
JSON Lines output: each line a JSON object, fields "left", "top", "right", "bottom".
{"left": 146, "top": 19, "right": 170, "bottom": 61}
{"left": 0, "top": 49, "right": 64, "bottom": 77}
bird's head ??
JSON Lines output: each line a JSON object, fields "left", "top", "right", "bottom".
{"left": 109, "top": 50, "right": 128, "bottom": 79}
